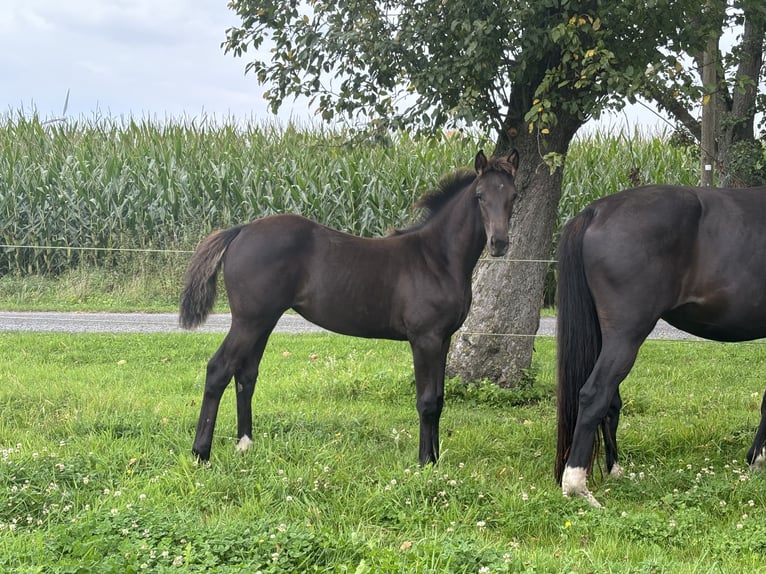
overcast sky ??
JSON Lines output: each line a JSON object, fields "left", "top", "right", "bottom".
{"left": 1, "top": 0, "right": 669, "bottom": 132}
{"left": 1, "top": 0, "right": 309, "bottom": 124}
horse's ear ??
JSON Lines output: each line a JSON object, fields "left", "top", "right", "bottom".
{"left": 474, "top": 150, "right": 488, "bottom": 175}
{"left": 507, "top": 149, "right": 519, "bottom": 176}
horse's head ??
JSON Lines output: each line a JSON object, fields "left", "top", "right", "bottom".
{"left": 473, "top": 149, "right": 519, "bottom": 257}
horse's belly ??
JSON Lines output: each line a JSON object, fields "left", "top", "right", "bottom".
{"left": 293, "top": 305, "right": 407, "bottom": 341}
{"left": 663, "top": 308, "right": 766, "bottom": 342}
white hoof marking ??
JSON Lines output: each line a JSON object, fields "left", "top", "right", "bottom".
{"left": 562, "top": 466, "right": 604, "bottom": 509}
{"left": 610, "top": 463, "right": 625, "bottom": 478}
{"left": 236, "top": 435, "right": 253, "bottom": 454}
{"left": 751, "top": 448, "right": 765, "bottom": 471}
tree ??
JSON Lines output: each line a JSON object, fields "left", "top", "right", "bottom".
{"left": 224, "top": 0, "right": 703, "bottom": 386}
{"left": 642, "top": 0, "right": 766, "bottom": 186}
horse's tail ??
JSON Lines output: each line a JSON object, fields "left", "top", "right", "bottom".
{"left": 554, "top": 207, "right": 601, "bottom": 484}
{"left": 179, "top": 225, "right": 244, "bottom": 329}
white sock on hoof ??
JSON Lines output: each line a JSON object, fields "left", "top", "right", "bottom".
{"left": 236, "top": 435, "right": 253, "bottom": 454}
{"left": 751, "top": 447, "right": 765, "bottom": 471}
{"left": 562, "top": 466, "right": 604, "bottom": 509}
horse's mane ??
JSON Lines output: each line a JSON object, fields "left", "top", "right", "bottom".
{"left": 388, "top": 170, "right": 475, "bottom": 236}
{"left": 416, "top": 169, "right": 477, "bottom": 217}
{"left": 389, "top": 155, "right": 515, "bottom": 236}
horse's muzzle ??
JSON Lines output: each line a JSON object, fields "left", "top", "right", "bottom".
{"left": 489, "top": 236, "right": 509, "bottom": 257}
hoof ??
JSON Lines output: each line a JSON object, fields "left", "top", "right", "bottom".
{"left": 562, "top": 466, "right": 604, "bottom": 509}
{"left": 750, "top": 447, "right": 765, "bottom": 471}
{"left": 236, "top": 435, "right": 253, "bottom": 454}
{"left": 192, "top": 446, "right": 211, "bottom": 462}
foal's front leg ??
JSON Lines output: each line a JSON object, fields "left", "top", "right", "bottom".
{"left": 409, "top": 336, "right": 450, "bottom": 466}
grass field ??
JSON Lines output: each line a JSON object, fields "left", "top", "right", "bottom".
{"left": 2, "top": 331, "right": 766, "bottom": 572}
{"left": 2, "top": 117, "right": 757, "bottom": 571}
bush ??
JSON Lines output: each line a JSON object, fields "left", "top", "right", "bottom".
{"left": 726, "top": 139, "right": 766, "bottom": 187}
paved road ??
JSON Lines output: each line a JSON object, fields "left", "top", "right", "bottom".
{"left": 0, "top": 311, "right": 698, "bottom": 339}
{"left": 0, "top": 311, "right": 326, "bottom": 334}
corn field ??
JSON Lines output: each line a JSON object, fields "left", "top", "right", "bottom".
{"left": 559, "top": 128, "right": 700, "bottom": 226}
{"left": 0, "top": 113, "right": 699, "bottom": 275}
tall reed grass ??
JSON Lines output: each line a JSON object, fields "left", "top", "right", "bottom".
{"left": 0, "top": 113, "right": 698, "bottom": 277}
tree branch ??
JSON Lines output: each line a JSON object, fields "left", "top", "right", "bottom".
{"left": 642, "top": 79, "right": 701, "bottom": 140}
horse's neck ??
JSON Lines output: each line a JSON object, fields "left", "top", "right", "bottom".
{"left": 419, "top": 190, "right": 485, "bottom": 278}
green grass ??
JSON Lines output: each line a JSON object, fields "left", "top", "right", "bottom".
{"left": 1, "top": 332, "right": 765, "bottom": 572}
{"left": 0, "top": 262, "right": 187, "bottom": 312}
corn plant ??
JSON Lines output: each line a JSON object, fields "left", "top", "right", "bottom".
{"left": 0, "top": 114, "right": 477, "bottom": 274}
{"left": 559, "top": 127, "right": 699, "bottom": 227}
{"left": 0, "top": 113, "right": 698, "bottom": 278}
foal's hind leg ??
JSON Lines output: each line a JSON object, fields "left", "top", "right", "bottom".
{"left": 233, "top": 318, "right": 278, "bottom": 455}
{"left": 746, "top": 388, "right": 766, "bottom": 470}
{"left": 410, "top": 335, "right": 450, "bottom": 466}
{"left": 192, "top": 318, "right": 276, "bottom": 461}
{"left": 193, "top": 337, "right": 236, "bottom": 461}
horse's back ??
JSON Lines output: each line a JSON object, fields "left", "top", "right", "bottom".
{"left": 581, "top": 186, "right": 702, "bottom": 292}
{"left": 580, "top": 185, "right": 766, "bottom": 341}
{"left": 586, "top": 184, "right": 766, "bottom": 240}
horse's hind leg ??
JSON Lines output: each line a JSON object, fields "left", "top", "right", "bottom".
{"left": 562, "top": 336, "right": 642, "bottom": 507}
{"left": 602, "top": 390, "right": 624, "bottom": 477}
{"left": 233, "top": 318, "right": 278, "bottom": 455}
{"left": 193, "top": 337, "right": 236, "bottom": 461}
{"left": 410, "top": 336, "right": 450, "bottom": 466}
{"left": 746, "top": 388, "right": 766, "bottom": 470}
{"left": 192, "top": 318, "right": 276, "bottom": 461}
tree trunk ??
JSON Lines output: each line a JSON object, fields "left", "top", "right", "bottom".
{"left": 446, "top": 125, "right": 577, "bottom": 386}
{"left": 718, "top": 11, "right": 765, "bottom": 186}
{"left": 649, "top": 4, "right": 764, "bottom": 187}
{"left": 700, "top": 33, "right": 718, "bottom": 186}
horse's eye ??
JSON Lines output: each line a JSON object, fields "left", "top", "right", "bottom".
{"left": 475, "top": 193, "right": 484, "bottom": 202}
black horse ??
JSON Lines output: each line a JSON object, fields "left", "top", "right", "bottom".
{"left": 555, "top": 184, "right": 766, "bottom": 507}
{"left": 180, "top": 150, "right": 520, "bottom": 464}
